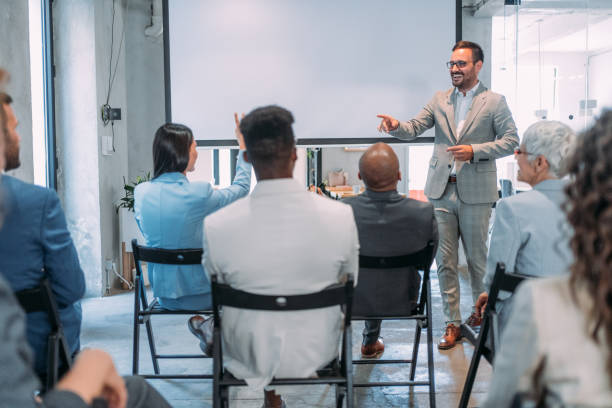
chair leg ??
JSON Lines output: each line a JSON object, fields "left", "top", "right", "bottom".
{"left": 47, "top": 335, "right": 59, "bottom": 390}
{"left": 335, "top": 385, "right": 345, "bottom": 408}
{"left": 410, "top": 320, "right": 422, "bottom": 381}
{"left": 221, "top": 386, "right": 230, "bottom": 408}
{"left": 458, "top": 319, "right": 489, "bottom": 408}
{"left": 344, "top": 329, "right": 353, "bottom": 408}
{"left": 426, "top": 280, "right": 436, "bottom": 408}
{"left": 132, "top": 279, "right": 140, "bottom": 375}
{"left": 144, "top": 317, "right": 160, "bottom": 374}
{"left": 213, "top": 330, "right": 222, "bottom": 408}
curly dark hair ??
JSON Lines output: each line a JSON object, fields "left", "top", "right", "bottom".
{"left": 563, "top": 109, "right": 612, "bottom": 383}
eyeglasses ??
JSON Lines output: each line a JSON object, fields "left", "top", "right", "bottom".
{"left": 514, "top": 148, "right": 535, "bottom": 156}
{"left": 446, "top": 60, "right": 472, "bottom": 69}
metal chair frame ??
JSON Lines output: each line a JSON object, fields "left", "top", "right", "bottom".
{"left": 15, "top": 277, "right": 72, "bottom": 390}
{"left": 210, "top": 274, "right": 355, "bottom": 408}
{"left": 131, "top": 239, "right": 212, "bottom": 380}
{"left": 351, "top": 241, "right": 437, "bottom": 407}
{"left": 458, "top": 262, "right": 526, "bottom": 408}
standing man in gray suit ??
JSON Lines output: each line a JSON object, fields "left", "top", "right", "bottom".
{"left": 377, "top": 41, "right": 519, "bottom": 349}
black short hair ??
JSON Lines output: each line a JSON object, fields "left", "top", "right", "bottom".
{"left": 239, "top": 105, "right": 295, "bottom": 168}
{"left": 152, "top": 123, "right": 193, "bottom": 178}
{"left": 452, "top": 41, "right": 484, "bottom": 64}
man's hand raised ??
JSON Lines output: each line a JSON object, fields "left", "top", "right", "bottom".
{"left": 376, "top": 114, "right": 399, "bottom": 133}
{"left": 447, "top": 145, "right": 474, "bottom": 161}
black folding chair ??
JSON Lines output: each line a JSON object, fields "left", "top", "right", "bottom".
{"left": 131, "top": 239, "right": 212, "bottom": 379}
{"left": 211, "top": 273, "right": 355, "bottom": 408}
{"left": 351, "top": 240, "right": 437, "bottom": 406}
{"left": 458, "top": 262, "right": 526, "bottom": 408}
{"left": 15, "top": 278, "right": 73, "bottom": 390}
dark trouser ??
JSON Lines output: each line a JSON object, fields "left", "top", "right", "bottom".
{"left": 123, "top": 376, "right": 171, "bottom": 408}
{"left": 362, "top": 320, "right": 381, "bottom": 345}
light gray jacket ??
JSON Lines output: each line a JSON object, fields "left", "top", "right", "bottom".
{"left": 483, "top": 179, "right": 573, "bottom": 291}
{"left": 390, "top": 83, "right": 519, "bottom": 204}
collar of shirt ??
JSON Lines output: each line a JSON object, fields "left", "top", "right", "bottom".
{"left": 250, "top": 178, "right": 303, "bottom": 198}
{"left": 532, "top": 178, "right": 566, "bottom": 191}
{"left": 361, "top": 189, "right": 401, "bottom": 200}
{"left": 454, "top": 81, "right": 480, "bottom": 98}
{"left": 153, "top": 172, "right": 189, "bottom": 184}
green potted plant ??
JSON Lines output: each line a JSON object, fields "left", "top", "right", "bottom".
{"left": 116, "top": 173, "right": 151, "bottom": 213}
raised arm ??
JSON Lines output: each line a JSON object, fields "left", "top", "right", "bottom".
{"left": 378, "top": 96, "right": 436, "bottom": 141}
{"left": 205, "top": 113, "right": 252, "bottom": 213}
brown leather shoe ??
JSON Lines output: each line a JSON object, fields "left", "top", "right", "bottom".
{"left": 465, "top": 312, "right": 482, "bottom": 328}
{"left": 263, "top": 391, "right": 286, "bottom": 408}
{"left": 438, "top": 324, "right": 462, "bottom": 350}
{"left": 361, "top": 338, "right": 384, "bottom": 359}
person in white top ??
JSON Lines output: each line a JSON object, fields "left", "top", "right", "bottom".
{"left": 203, "top": 105, "right": 359, "bottom": 408}
{"left": 483, "top": 111, "right": 612, "bottom": 407}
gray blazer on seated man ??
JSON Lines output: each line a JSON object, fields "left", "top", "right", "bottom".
{"left": 343, "top": 143, "right": 438, "bottom": 359}
{"left": 475, "top": 120, "right": 575, "bottom": 325}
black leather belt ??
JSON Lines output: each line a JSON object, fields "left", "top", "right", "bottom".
{"left": 448, "top": 175, "right": 457, "bottom": 183}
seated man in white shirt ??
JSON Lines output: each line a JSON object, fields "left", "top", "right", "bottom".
{"left": 203, "top": 105, "right": 359, "bottom": 408}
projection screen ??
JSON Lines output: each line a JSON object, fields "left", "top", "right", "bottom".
{"left": 166, "top": 0, "right": 458, "bottom": 146}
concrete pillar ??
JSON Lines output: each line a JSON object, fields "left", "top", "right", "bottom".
{"left": 54, "top": 0, "right": 104, "bottom": 296}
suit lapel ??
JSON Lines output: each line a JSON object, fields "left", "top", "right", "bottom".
{"left": 458, "top": 83, "right": 488, "bottom": 141}
{"left": 443, "top": 89, "right": 458, "bottom": 143}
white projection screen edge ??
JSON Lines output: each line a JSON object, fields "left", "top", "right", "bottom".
{"left": 166, "top": 0, "right": 459, "bottom": 147}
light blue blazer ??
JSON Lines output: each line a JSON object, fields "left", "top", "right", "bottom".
{"left": 134, "top": 152, "right": 251, "bottom": 300}
{"left": 484, "top": 178, "right": 573, "bottom": 291}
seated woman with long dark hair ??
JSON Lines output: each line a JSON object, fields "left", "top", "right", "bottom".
{"left": 483, "top": 111, "right": 612, "bottom": 407}
{"left": 134, "top": 116, "right": 251, "bottom": 313}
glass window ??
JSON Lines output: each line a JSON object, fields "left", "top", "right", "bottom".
{"left": 492, "top": 1, "right": 612, "bottom": 190}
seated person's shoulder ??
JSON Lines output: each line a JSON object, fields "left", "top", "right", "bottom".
{"left": 3, "top": 175, "right": 58, "bottom": 206}
{"left": 495, "top": 189, "right": 548, "bottom": 213}
{"left": 313, "top": 193, "right": 354, "bottom": 214}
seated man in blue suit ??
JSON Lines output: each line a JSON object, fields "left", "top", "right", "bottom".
{"left": 0, "top": 92, "right": 85, "bottom": 380}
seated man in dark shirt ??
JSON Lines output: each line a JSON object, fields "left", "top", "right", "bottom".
{"left": 343, "top": 143, "right": 438, "bottom": 357}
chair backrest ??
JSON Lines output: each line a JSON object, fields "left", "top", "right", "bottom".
{"left": 353, "top": 240, "right": 436, "bottom": 318}
{"left": 211, "top": 274, "right": 355, "bottom": 328}
{"left": 15, "top": 278, "right": 63, "bottom": 331}
{"left": 486, "top": 262, "right": 526, "bottom": 314}
{"left": 131, "top": 239, "right": 203, "bottom": 278}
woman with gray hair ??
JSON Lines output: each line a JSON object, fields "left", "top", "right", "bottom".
{"left": 472, "top": 120, "right": 574, "bottom": 327}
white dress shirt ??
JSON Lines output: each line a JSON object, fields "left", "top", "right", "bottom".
{"left": 450, "top": 81, "right": 480, "bottom": 175}
{"left": 204, "top": 178, "right": 359, "bottom": 390}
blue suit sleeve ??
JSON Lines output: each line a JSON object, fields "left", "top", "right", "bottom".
{"left": 41, "top": 190, "right": 85, "bottom": 307}
{"left": 206, "top": 150, "right": 252, "bottom": 214}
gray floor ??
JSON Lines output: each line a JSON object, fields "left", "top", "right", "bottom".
{"left": 81, "top": 270, "right": 491, "bottom": 408}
